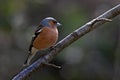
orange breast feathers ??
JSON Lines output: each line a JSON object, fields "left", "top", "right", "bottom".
{"left": 33, "top": 27, "right": 58, "bottom": 50}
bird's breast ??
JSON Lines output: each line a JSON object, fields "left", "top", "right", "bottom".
{"left": 33, "top": 27, "right": 58, "bottom": 50}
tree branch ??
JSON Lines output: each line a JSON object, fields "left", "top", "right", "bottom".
{"left": 12, "top": 4, "right": 120, "bottom": 80}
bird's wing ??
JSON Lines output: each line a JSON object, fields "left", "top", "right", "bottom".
{"left": 28, "top": 24, "right": 44, "bottom": 54}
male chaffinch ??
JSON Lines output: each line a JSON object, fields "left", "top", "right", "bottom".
{"left": 24, "top": 17, "right": 61, "bottom": 66}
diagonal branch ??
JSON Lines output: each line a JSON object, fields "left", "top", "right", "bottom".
{"left": 12, "top": 4, "right": 120, "bottom": 80}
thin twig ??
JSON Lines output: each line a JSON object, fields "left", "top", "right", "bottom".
{"left": 43, "top": 63, "right": 61, "bottom": 69}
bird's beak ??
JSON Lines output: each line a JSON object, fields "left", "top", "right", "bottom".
{"left": 57, "top": 22, "right": 61, "bottom": 27}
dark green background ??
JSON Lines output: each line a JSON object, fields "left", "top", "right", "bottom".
{"left": 0, "top": 0, "right": 120, "bottom": 80}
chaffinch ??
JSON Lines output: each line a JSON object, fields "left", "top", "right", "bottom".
{"left": 24, "top": 17, "right": 61, "bottom": 66}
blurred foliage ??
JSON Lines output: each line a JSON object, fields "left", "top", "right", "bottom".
{"left": 0, "top": 0, "right": 120, "bottom": 80}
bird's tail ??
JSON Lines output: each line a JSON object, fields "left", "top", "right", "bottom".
{"left": 23, "top": 47, "right": 39, "bottom": 66}
{"left": 23, "top": 53, "right": 35, "bottom": 66}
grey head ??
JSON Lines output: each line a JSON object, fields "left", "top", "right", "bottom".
{"left": 40, "top": 17, "right": 61, "bottom": 27}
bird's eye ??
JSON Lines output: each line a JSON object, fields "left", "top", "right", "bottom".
{"left": 52, "top": 21, "right": 57, "bottom": 24}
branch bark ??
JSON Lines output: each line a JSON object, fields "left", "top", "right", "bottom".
{"left": 12, "top": 4, "right": 120, "bottom": 80}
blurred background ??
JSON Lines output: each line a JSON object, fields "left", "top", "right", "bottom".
{"left": 0, "top": 0, "right": 120, "bottom": 80}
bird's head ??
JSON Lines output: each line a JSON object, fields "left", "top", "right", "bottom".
{"left": 40, "top": 17, "right": 61, "bottom": 27}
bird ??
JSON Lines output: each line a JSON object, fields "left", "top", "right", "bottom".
{"left": 23, "top": 17, "right": 61, "bottom": 66}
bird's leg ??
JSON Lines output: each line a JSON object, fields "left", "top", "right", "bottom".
{"left": 49, "top": 46, "right": 54, "bottom": 51}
